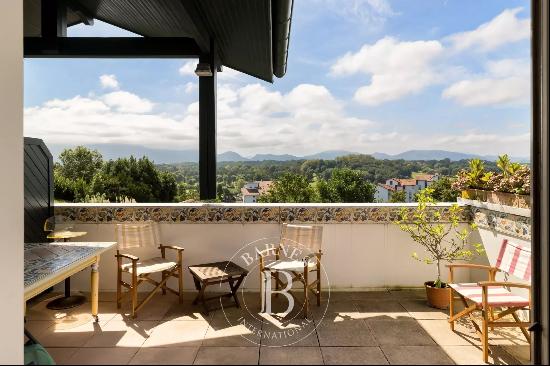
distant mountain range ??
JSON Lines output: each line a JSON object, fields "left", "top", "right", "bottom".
{"left": 371, "top": 150, "right": 528, "bottom": 163}
{"left": 46, "top": 143, "right": 528, "bottom": 164}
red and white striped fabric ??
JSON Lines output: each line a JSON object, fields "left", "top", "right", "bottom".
{"left": 450, "top": 239, "right": 531, "bottom": 307}
{"left": 450, "top": 283, "right": 529, "bottom": 307}
{"left": 495, "top": 239, "right": 531, "bottom": 282}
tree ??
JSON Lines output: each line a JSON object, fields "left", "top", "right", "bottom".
{"left": 398, "top": 188, "right": 483, "bottom": 288}
{"left": 91, "top": 156, "right": 177, "bottom": 202}
{"left": 58, "top": 146, "right": 103, "bottom": 183}
{"left": 317, "top": 168, "right": 375, "bottom": 203}
{"left": 389, "top": 190, "right": 406, "bottom": 203}
{"left": 418, "top": 176, "right": 459, "bottom": 202}
{"left": 259, "top": 173, "right": 314, "bottom": 203}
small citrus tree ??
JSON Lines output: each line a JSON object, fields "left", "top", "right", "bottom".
{"left": 397, "top": 188, "right": 483, "bottom": 288}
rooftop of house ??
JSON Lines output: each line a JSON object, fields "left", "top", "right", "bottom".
{"left": 242, "top": 181, "right": 273, "bottom": 196}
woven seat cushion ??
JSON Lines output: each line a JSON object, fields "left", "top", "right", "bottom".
{"left": 450, "top": 283, "right": 529, "bottom": 307}
{"left": 121, "top": 257, "right": 177, "bottom": 276}
{"left": 265, "top": 259, "right": 316, "bottom": 272}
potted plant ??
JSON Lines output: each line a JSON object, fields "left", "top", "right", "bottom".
{"left": 398, "top": 188, "right": 484, "bottom": 309}
{"left": 453, "top": 156, "right": 530, "bottom": 209}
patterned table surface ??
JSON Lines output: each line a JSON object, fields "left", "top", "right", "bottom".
{"left": 24, "top": 242, "right": 116, "bottom": 290}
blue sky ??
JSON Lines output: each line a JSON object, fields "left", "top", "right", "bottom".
{"left": 24, "top": 0, "right": 531, "bottom": 158}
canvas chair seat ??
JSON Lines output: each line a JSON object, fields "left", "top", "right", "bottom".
{"left": 450, "top": 283, "right": 530, "bottom": 307}
{"left": 121, "top": 257, "right": 178, "bottom": 276}
{"left": 265, "top": 259, "right": 316, "bottom": 272}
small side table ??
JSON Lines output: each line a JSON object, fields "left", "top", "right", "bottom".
{"left": 189, "top": 261, "right": 248, "bottom": 314}
{"left": 46, "top": 231, "right": 88, "bottom": 310}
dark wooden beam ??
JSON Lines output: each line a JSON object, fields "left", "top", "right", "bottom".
{"left": 67, "top": 2, "right": 94, "bottom": 26}
{"left": 199, "top": 53, "right": 217, "bottom": 200}
{"left": 24, "top": 37, "right": 202, "bottom": 58}
{"left": 41, "top": 0, "right": 67, "bottom": 37}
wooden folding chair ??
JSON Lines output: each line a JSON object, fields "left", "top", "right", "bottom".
{"left": 115, "top": 222, "right": 184, "bottom": 318}
{"left": 259, "top": 223, "right": 323, "bottom": 318}
{"left": 448, "top": 239, "right": 531, "bottom": 362}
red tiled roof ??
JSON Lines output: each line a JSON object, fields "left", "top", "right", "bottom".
{"left": 378, "top": 184, "right": 396, "bottom": 191}
{"left": 242, "top": 181, "right": 272, "bottom": 196}
{"left": 415, "top": 174, "right": 436, "bottom": 181}
{"left": 395, "top": 179, "right": 417, "bottom": 186}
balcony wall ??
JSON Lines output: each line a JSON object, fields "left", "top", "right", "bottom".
{"left": 54, "top": 203, "right": 476, "bottom": 293}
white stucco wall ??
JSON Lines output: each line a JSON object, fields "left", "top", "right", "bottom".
{"left": 61, "top": 219, "right": 473, "bottom": 293}
{"left": 0, "top": 1, "right": 24, "bottom": 363}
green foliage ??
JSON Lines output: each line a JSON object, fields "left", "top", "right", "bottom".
{"left": 389, "top": 190, "right": 406, "bottom": 203}
{"left": 259, "top": 173, "right": 314, "bottom": 203}
{"left": 452, "top": 155, "right": 530, "bottom": 195}
{"left": 417, "top": 176, "right": 459, "bottom": 202}
{"left": 91, "top": 156, "right": 177, "bottom": 203}
{"left": 317, "top": 168, "right": 376, "bottom": 203}
{"left": 398, "top": 188, "right": 483, "bottom": 287}
{"left": 54, "top": 147, "right": 178, "bottom": 203}
{"left": 176, "top": 182, "right": 200, "bottom": 202}
{"left": 58, "top": 146, "right": 103, "bottom": 183}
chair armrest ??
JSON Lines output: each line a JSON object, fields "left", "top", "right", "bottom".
{"left": 303, "top": 252, "right": 322, "bottom": 262}
{"left": 446, "top": 264, "right": 497, "bottom": 271}
{"left": 115, "top": 253, "right": 139, "bottom": 261}
{"left": 477, "top": 281, "right": 531, "bottom": 290}
{"left": 159, "top": 244, "right": 185, "bottom": 252}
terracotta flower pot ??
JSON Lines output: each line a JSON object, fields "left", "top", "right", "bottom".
{"left": 461, "top": 189, "right": 530, "bottom": 209}
{"left": 424, "top": 281, "right": 450, "bottom": 309}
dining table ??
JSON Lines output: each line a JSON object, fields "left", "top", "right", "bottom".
{"left": 24, "top": 241, "right": 116, "bottom": 322}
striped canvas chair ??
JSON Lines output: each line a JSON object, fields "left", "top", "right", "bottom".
{"left": 448, "top": 239, "right": 531, "bottom": 362}
{"left": 115, "top": 222, "right": 184, "bottom": 318}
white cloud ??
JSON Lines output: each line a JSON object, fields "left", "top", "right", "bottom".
{"left": 99, "top": 74, "right": 119, "bottom": 89}
{"left": 331, "top": 37, "right": 444, "bottom": 105}
{"left": 446, "top": 8, "right": 530, "bottom": 52}
{"left": 24, "top": 83, "right": 380, "bottom": 155}
{"left": 178, "top": 61, "right": 196, "bottom": 76}
{"left": 308, "top": 0, "right": 396, "bottom": 26}
{"left": 101, "top": 91, "right": 154, "bottom": 113}
{"left": 24, "top": 82, "right": 530, "bottom": 158}
{"left": 442, "top": 58, "right": 529, "bottom": 106}
{"left": 184, "top": 82, "right": 196, "bottom": 94}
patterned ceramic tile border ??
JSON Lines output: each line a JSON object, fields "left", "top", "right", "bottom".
{"left": 470, "top": 206, "right": 531, "bottom": 240}
{"left": 55, "top": 204, "right": 470, "bottom": 225}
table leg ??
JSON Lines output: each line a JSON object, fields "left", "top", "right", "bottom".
{"left": 91, "top": 260, "right": 99, "bottom": 322}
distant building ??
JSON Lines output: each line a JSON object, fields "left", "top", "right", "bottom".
{"left": 241, "top": 181, "right": 273, "bottom": 203}
{"left": 375, "top": 174, "right": 439, "bottom": 202}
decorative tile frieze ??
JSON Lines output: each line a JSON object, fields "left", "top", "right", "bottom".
{"left": 54, "top": 204, "right": 467, "bottom": 225}
{"left": 243, "top": 207, "right": 280, "bottom": 223}
{"left": 471, "top": 206, "right": 531, "bottom": 240}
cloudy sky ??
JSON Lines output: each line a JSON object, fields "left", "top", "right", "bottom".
{"left": 24, "top": 0, "right": 531, "bottom": 158}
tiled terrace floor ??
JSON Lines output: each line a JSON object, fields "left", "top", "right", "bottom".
{"left": 25, "top": 290, "right": 529, "bottom": 365}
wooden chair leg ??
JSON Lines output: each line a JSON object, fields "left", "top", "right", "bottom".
{"left": 275, "top": 272, "right": 279, "bottom": 298}
{"left": 178, "top": 265, "right": 184, "bottom": 304}
{"left": 316, "top": 263, "right": 321, "bottom": 307}
{"left": 116, "top": 266, "right": 122, "bottom": 309}
{"left": 161, "top": 271, "right": 167, "bottom": 295}
{"left": 449, "top": 288, "right": 454, "bottom": 331}
{"left": 131, "top": 271, "right": 138, "bottom": 318}
{"left": 303, "top": 268, "right": 309, "bottom": 319}
{"left": 482, "top": 288, "right": 489, "bottom": 363}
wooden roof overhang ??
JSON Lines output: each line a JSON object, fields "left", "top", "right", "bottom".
{"left": 23, "top": 0, "right": 294, "bottom": 199}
